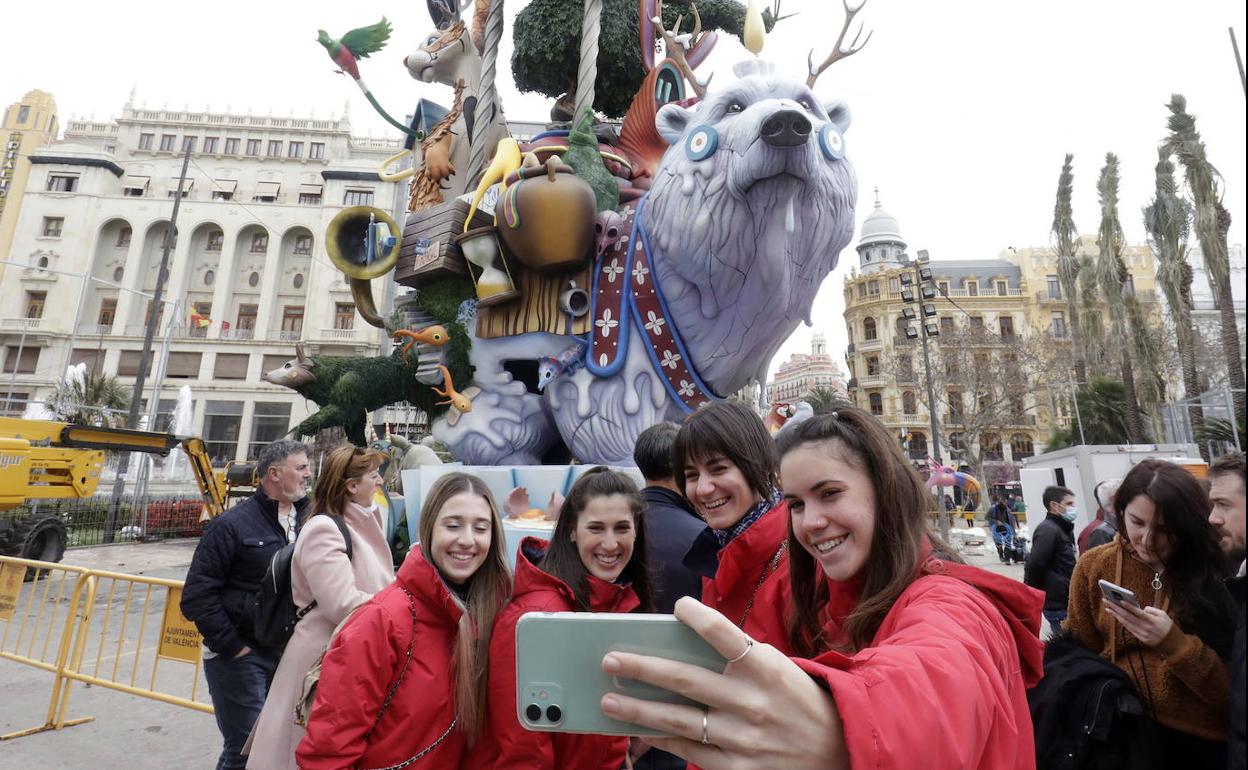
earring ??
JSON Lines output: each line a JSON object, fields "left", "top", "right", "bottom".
{"left": 684, "top": 125, "right": 719, "bottom": 162}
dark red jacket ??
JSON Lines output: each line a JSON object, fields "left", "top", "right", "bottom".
{"left": 472, "top": 538, "right": 640, "bottom": 770}
{"left": 296, "top": 549, "right": 467, "bottom": 770}
{"left": 684, "top": 500, "right": 791, "bottom": 644}
{"left": 776, "top": 554, "right": 1045, "bottom": 770}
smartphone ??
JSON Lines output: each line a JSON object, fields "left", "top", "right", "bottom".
{"left": 1098, "top": 579, "right": 1141, "bottom": 609}
{"left": 514, "top": 612, "right": 726, "bottom": 737}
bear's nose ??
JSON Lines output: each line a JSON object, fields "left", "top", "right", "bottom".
{"left": 760, "top": 109, "right": 812, "bottom": 148}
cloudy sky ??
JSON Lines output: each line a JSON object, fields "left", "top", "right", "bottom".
{"left": 6, "top": 0, "right": 1244, "bottom": 379}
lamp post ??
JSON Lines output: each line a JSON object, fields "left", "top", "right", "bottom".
{"left": 899, "top": 251, "right": 947, "bottom": 536}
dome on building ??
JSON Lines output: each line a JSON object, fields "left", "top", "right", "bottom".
{"left": 857, "top": 191, "right": 905, "bottom": 250}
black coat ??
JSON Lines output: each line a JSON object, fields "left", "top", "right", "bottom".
{"left": 1025, "top": 513, "right": 1077, "bottom": 612}
{"left": 180, "top": 488, "right": 310, "bottom": 657}
{"left": 1028, "top": 633, "right": 1164, "bottom": 770}
{"left": 641, "top": 487, "right": 705, "bottom": 615}
{"left": 1229, "top": 573, "right": 1245, "bottom": 770}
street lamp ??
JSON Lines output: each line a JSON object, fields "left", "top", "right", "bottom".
{"left": 899, "top": 252, "right": 946, "bottom": 534}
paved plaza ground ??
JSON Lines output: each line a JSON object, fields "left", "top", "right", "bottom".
{"left": 1, "top": 535, "right": 1027, "bottom": 769}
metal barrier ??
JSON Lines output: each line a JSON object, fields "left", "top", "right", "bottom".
{"left": 0, "top": 556, "right": 212, "bottom": 742}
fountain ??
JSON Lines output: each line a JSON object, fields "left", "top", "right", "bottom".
{"left": 164, "top": 385, "right": 195, "bottom": 481}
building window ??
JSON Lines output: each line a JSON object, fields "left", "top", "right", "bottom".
{"left": 996, "top": 280, "right": 1008, "bottom": 296}
{"left": 17, "top": 106, "right": 30, "bottom": 123}
{"left": 343, "top": 189, "right": 374, "bottom": 206}
{"left": 247, "top": 271, "right": 260, "bottom": 287}
{"left": 298, "top": 192, "right": 321, "bottom": 205}
{"left": 25, "top": 291, "right": 46, "bottom": 319}
{"left": 1051, "top": 311, "right": 1067, "bottom": 337}
{"left": 999, "top": 316, "right": 1015, "bottom": 340}
{"left": 898, "top": 354, "right": 913, "bottom": 379}
{"left": 907, "top": 432, "right": 928, "bottom": 460}
{"left": 250, "top": 233, "right": 268, "bottom": 253}
{"left": 947, "top": 390, "right": 964, "bottom": 422}
{"left": 113, "top": 266, "right": 124, "bottom": 282}
{"left": 857, "top": 283, "right": 867, "bottom": 299}
{"left": 949, "top": 432, "right": 966, "bottom": 456}
{"left": 895, "top": 316, "right": 909, "bottom": 339}
{"left": 867, "top": 280, "right": 880, "bottom": 296}
{"left": 139, "top": 133, "right": 154, "bottom": 150}
{"left": 866, "top": 355, "right": 880, "bottom": 376}
{"left": 97, "top": 298, "right": 117, "bottom": 326}
{"left": 937, "top": 281, "right": 949, "bottom": 295}
{"left": 267, "top": 140, "right": 282, "bottom": 157}
{"left": 292, "top": 273, "right": 304, "bottom": 289}
{"left": 224, "top": 137, "right": 240, "bottom": 155}
{"left": 967, "top": 281, "right": 979, "bottom": 296}
{"left": 213, "top": 353, "right": 249, "bottom": 380}
{"left": 983, "top": 433, "right": 1003, "bottom": 461}
{"left": 205, "top": 230, "right": 224, "bottom": 251}
{"left": 940, "top": 317, "right": 954, "bottom": 335}
{"left": 37, "top": 256, "right": 48, "bottom": 269}
{"left": 293, "top": 235, "right": 313, "bottom": 255}
{"left": 204, "top": 269, "right": 215, "bottom": 286}
{"left": 1046, "top": 275, "right": 1061, "bottom": 299}
{"left": 309, "top": 142, "right": 325, "bottom": 160}
{"left": 47, "top": 174, "right": 78, "bottom": 192}
{"left": 335, "top": 303, "right": 356, "bottom": 329}
{"left": 1011, "top": 433, "right": 1035, "bottom": 460}
{"left": 868, "top": 392, "right": 883, "bottom": 416}
{"left": 902, "top": 391, "right": 917, "bottom": 415}
{"left": 236, "top": 304, "right": 258, "bottom": 331}
{"left": 970, "top": 316, "right": 984, "bottom": 331}
{"left": 159, "top": 134, "right": 176, "bottom": 151}
{"left": 117, "top": 226, "right": 131, "bottom": 246}
{"left": 888, "top": 277, "right": 900, "bottom": 293}
{"left": 203, "top": 137, "right": 218, "bottom": 154}
{"left": 288, "top": 142, "right": 303, "bottom": 158}
{"left": 3, "top": 346, "right": 41, "bottom": 374}
{"left": 863, "top": 317, "right": 877, "bottom": 341}
{"left": 281, "top": 306, "right": 304, "bottom": 337}
{"left": 249, "top": 403, "right": 292, "bottom": 459}
{"left": 246, "top": 139, "right": 261, "bottom": 156}
{"left": 41, "top": 216, "right": 64, "bottom": 237}
{"left": 166, "top": 352, "right": 202, "bottom": 378}
{"left": 182, "top": 136, "right": 197, "bottom": 152}
{"left": 203, "top": 400, "right": 244, "bottom": 467}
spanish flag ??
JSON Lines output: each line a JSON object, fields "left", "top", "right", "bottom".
{"left": 189, "top": 310, "right": 212, "bottom": 329}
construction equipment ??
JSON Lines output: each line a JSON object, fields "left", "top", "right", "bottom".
{"left": 0, "top": 417, "right": 232, "bottom": 564}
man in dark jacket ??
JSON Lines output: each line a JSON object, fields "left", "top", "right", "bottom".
{"left": 1024, "top": 485, "right": 1077, "bottom": 637}
{"left": 986, "top": 497, "right": 1017, "bottom": 563}
{"left": 632, "top": 422, "right": 705, "bottom": 770}
{"left": 181, "top": 439, "right": 311, "bottom": 770}
{"left": 1207, "top": 452, "right": 1245, "bottom": 770}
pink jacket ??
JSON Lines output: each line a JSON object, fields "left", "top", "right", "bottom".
{"left": 246, "top": 503, "right": 395, "bottom": 770}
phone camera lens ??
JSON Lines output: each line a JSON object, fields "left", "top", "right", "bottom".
{"left": 525, "top": 704, "right": 542, "bottom": 722}
{"left": 546, "top": 705, "right": 562, "bottom": 723}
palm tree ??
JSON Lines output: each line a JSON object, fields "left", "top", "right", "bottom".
{"left": 52, "top": 372, "right": 131, "bottom": 427}
{"left": 1143, "top": 147, "right": 1204, "bottom": 447}
{"left": 1078, "top": 253, "right": 1105, "bottom": 375}
{"left": 1165, "top": 94, "right": 1246, "bottom": 427}
{"left": 1051, "top": 154, "right": 1088, "bottom": 385}
{"left": 1047, "top": 377, "right": 1144, "bottom": 448}
{"left": 1095, "top": 153, "right": 1148, "bottom": 443}
{"left": 806, "top": 386, "right": 852, "bottom": 415}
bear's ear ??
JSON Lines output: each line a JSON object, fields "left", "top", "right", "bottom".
{"left": 656, "top": 103, "right": 695, "bottom": 145}
{"left": 823, "top": 99, "right": 852, "bottom": 134}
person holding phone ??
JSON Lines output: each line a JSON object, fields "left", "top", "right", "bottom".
{"left": 477, "top": 468, "right": 654, "bottom": 770}
{"left": 1064, "top": 459, "right": 1236, "bottom": 768}
{"left": 673, "top": 401, "right": 790, "bottom": 641}
{"left": 247, "top": 445, "right": 394, "bottom": 770}
{"left": 599, "top": 408, "right": 1045, "bottom": 770}
{"left": 296, "top": 472, "right": 512, "bottom": 770}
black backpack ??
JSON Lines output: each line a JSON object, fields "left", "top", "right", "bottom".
{"left": 252, "top": 515, "right": 353, "bottom": 650}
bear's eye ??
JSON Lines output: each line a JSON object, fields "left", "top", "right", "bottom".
{"left": 797, "top": 98, "right": 814, "bottom": 112}
{"left": 726, "top": 101, "right": 745, "bottom": 114}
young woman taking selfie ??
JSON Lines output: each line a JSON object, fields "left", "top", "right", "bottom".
{"left": 476, "top": 467, "right": 654, "bottom": 770}
{"left": 599, "top": 408, "right": 1045, "bottom": 770}
{"left": 296, "top": 472, "right": 511, "bottom": 770}
{"left": 1065, "top": 459, "right": 1235, "bottom": 767}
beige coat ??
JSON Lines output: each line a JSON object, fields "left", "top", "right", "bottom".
{"left": 246, "top": 502, "right": 395, "bottom": 770}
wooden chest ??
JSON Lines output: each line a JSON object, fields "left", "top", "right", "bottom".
{"left": 395, "top": 199, "right": 491, "bottom": 287}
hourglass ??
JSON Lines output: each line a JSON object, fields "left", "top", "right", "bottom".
{"left": 455, "top": 226, "right": 520, "bottom": 307}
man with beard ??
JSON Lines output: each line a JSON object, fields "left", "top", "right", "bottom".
{"left": 1208, "top": 452, "right": 1245, "bottom": 770}
{"left": 182, "top": 439, "right": 312, "bottom": 770}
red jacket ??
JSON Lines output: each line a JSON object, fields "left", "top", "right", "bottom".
{"left": 296, "top": 549, "right": 467, "bottom": 770}
{"left": 472, "top": 538, "right": 641, "bottom": 770}
{"left": 783, "top": 557, "right": 1045, "bottom": 770}
{"left": 687, "top": 500, "right": 791, "bottom": 644}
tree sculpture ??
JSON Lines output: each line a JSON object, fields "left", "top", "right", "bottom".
{"left": 1050, "top": 154, "right": 1088, "bottom": 386}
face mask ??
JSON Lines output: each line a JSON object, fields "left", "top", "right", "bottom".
{"left": 1061, "top": 506, "right": 1078, "bottom": 523}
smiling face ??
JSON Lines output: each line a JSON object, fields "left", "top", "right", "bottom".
{"left": 571, "top": 494, "right": 637, "bottom": 582}
{"left": 1123, "top": 494, "right": 1174, "bottom": 571}
{"left": 428, "top": 491, "right": 494, "bottom": 585}
{"left": 346, "top": 465, "right": 383, "bottom": 508}
{"left": 684, "top": 453, "right": 762, "bottom": 530}
{"left": 782, "top": 443, "right": 877, "bottom": 581}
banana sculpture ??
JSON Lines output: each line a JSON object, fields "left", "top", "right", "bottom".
{"left": 464, "top": 137, "right": 524, "bottom": 230}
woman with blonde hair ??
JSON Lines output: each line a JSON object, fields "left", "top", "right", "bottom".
{"left": 297, "top": 471, "right": 512, "bottom": 769}
{"left": 247, "top": 445, "right": 395, "bottom": 770}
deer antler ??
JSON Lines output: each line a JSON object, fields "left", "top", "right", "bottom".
{"left": 654, "top": 0, "right": 708, "bottom": 99}
{"left": 806, "top": 0, "right": 872, "bottom": 88}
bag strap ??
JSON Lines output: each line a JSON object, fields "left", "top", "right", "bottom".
{"left": 363, "top": 586, "right": 418, "bottom": 742}
{"left": 737, "top": 540, "right": 788, "bottom": 628}
{"left": 329, "top": 514, "right": 354, "bottom": 562}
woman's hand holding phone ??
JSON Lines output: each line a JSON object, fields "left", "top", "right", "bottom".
{"left": 599, "top": 597, "right": 849, "bottom": 770}
{"left": 1104, "top": 601, "right": 1174, "bottom": 647}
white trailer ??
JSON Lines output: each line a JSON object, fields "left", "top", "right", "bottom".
{"left": 1019, "top": 444, "right": 1205, "bottom": 534}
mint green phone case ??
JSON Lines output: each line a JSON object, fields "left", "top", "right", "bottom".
{"left": 515, "top": 612, "right": 727, "bottom": 737}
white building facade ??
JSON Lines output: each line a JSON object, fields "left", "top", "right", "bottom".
{"left": 766, "top": 333, "right": 846, "bottom": 407}
{"left": 0, "top": 100, "right": 405, "bottom": 465}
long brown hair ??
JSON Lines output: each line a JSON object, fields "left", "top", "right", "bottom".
{"left": 776, "top": 408, "right": 960, "bottom": 655}
{"left": 417, "top": 472, "right": 512, "bottom": 744}
{"left": 671, "top": 401, "right": 779, "bottom": 506}
{"left": 312, "top": 445, "right": 385, "bottom": 518}
{"left": 540, "top": 467, "right": 655, "bottom": 612}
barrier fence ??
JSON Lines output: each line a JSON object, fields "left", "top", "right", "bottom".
{"left": 0, "top": 555, "right": 211, "bottom": 741}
